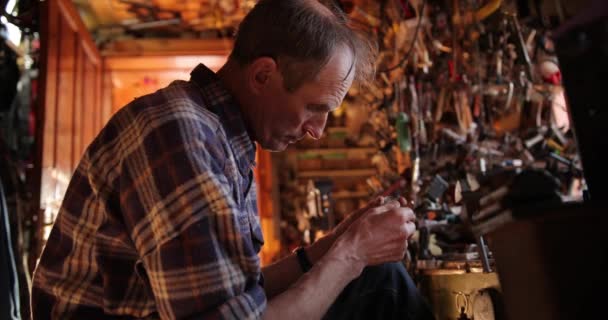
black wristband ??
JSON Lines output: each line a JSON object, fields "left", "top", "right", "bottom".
{"left": 294, "top": 246, "right": 313, "bottom": 273}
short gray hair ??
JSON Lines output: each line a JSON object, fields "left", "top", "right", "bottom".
{"left": 230, "top": 0, "right": 377, "bottom": 91}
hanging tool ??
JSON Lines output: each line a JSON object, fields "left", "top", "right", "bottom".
{"left": 381, "top": 0, "right": 427, "bottom": 72}
{"left": 508, "top": 13, "right": 535, "bottom": 82}
{"left": 453, "top": 0, "right": 503, "bottom": 26}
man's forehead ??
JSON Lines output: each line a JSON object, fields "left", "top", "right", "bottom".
{"left": 317, "top": 45, "right": 355, "bottom": 84}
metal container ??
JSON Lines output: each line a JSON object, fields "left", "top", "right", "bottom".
{"left": 418, "top": 266, "right": 501, "bottom": 320}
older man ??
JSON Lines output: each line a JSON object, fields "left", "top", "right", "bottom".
{"left": 32, "top": 1, "right": 434, "bottom": 319}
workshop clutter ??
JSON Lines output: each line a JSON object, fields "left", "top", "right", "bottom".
{"left": 277, "top": 0, "right": 584, "bottom": 318}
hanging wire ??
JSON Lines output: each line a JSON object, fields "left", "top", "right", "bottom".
{"left": 380, "top": 0, "right": 427, "bottom": 72}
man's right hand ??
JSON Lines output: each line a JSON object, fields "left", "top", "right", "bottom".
{"left": 329, "top": 199, "right": 417, "bottom": 274}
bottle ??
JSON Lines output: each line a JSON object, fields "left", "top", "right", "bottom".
{"left": 395, "top": 112, "right": 412, "bottom": 152}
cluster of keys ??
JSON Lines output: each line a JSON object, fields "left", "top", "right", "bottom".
{"left": 339, "top": 0, "right": 585, "bottom": 269}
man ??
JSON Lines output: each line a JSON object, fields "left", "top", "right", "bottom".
{"left": 32, "top": 0, "right": 434, "bottom": 319}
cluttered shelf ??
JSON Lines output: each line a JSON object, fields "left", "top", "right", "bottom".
{"left": 289, "top": 147, "right": 377, "bottom": 154}
{"left": 332, "top": 191, "right": 370, "bottom": 199}
{"left": 296, "top": 169, "right": 376, "bottom": 178}
{"left": 270, "top": 0, "right": 593, "bottom": 318}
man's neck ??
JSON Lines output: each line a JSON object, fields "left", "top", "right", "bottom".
{"left": 216, "top": 59, "right": 257, "bottom": 142}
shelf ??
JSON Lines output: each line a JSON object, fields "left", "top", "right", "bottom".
{"left": 333, "top": 191, "right": 370, "bottom": 199}
{"left": 290, "top": 147, "right": 377, "bottom": 155}
{"left": 297, "top": 169, "right": 376, "bottom": 178}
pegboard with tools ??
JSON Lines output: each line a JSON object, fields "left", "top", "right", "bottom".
{"left": 340, "top": 0, "right": 584, "bottom": 254}
{"left": 278, "top": 0, "right": 586, "bottom": 317}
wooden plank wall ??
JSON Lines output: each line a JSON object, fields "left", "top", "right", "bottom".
{"left": 105, "top": 55, "right": 228, "bottom": 113}
{"left": 255, "top": 149, "right": 281, "bottom": 265}
{"left": 37, "top": 4, "right": 280, "bottom": 265}
{"left": 37, "top": 0, "right": 110, "bottom": 251}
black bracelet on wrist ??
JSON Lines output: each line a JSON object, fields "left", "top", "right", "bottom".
{"left": 294, "top": 246, "right": 313, "bottom": 273}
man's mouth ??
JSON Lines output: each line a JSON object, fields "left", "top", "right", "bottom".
{"left": 284, "top": 135, "right": 299, "bottom": 144}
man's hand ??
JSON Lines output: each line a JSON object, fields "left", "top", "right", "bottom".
{"left": 330, "top": 196, "right": 412, "bottom": 239}
{"left": 329, "top": 199, "right": 416, "bottom": 273}
{"left": 263, "top": 198, "right": 416, "bottom": 319}
{"left": 262, "top": 197, "right": 414, "bottom": 299}
{"left": 330, "top": 197, "right": 382, "bottom": 239}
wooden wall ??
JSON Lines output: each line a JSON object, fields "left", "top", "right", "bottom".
{"left": 255, "top": 149, "right": 281, "bottom": 265}
{"left": 37, "top": 0, "right": 110, "bottom": 246}
{"left": 36, "top": 2, "right": 280, "bottom": 265}
{"left": 105, "top": 54, "right": 228, "bottom": 113}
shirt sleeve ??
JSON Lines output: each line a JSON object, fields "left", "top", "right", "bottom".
{"left": 119, "top": 113, "right": 266, "bottom": 320}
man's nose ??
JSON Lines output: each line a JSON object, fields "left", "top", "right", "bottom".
{"left": 303, "top": 114, "right": 328, "bottom": 140}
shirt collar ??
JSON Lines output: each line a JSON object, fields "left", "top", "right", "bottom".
{"left": 190, "top": 64, "right": 257, "bottom": 174}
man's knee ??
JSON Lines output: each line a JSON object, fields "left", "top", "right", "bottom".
{"left": 357, "top": 262, "right": 413, "bottom": 292}
{"left": 326, "top": 262, "right": 435, "bottom": 319}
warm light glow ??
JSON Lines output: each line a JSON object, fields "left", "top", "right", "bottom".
{"left": 1, "top": 0, "right": 22, "bottom": 45}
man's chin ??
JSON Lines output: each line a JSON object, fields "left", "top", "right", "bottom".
{"left": 260, "top": 139, "right": 290, "bottom": 152}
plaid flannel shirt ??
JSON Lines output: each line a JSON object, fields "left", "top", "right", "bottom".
{"left": 32, "top": 64, "right": 266, "bottom": 319}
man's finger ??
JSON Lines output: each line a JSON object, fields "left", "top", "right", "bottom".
{"left": 398, "top": 197, "right": 411, "bottom": 208}
{"left": 405, "top": 221, "right": 416, "bottom": 239}
{"left": 399, "top": 207, "right": 416, "bottom": 222}
{"left": 369, "top": 200, "right": 401, "bottom": 215}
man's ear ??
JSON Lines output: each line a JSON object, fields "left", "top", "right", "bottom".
{"left": 247, "top": 57, "right": 278, "bottom": 94}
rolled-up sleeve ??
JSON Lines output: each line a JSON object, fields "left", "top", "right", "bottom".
{"left": 119, "top": 113, "right": 265, "bottom": 320}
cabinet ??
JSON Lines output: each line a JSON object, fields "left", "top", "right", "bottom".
{"left": 37, "top": 0, "right": 111, "bottom": 251}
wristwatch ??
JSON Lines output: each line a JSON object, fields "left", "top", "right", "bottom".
{"left": 294, "top": 246, "right": 313, "bottom": 273}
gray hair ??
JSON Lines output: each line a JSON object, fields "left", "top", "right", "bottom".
{"left": 230, "top": 0, "right": 377, "bottom": 91}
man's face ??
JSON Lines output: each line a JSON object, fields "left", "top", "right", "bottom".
{"left": 249, "top": 46, "right": 355, "bottom": 152}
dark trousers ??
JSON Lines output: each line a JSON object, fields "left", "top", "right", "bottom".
{"left": 324, "top": 262, "right": 435, "bottom": 320}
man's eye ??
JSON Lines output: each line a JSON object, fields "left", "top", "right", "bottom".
{"left": 308, "top": 104, "right": 330, "bottom": 113}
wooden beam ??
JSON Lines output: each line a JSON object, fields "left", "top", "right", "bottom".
{"left": 85, "top": 0, "right": 127, "bottom": 27}
{"left": 57, "top": 0, "right": 101, "bottom": 65}
{"left": 101, "top": 38, "right": 233, "bottom": 57}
